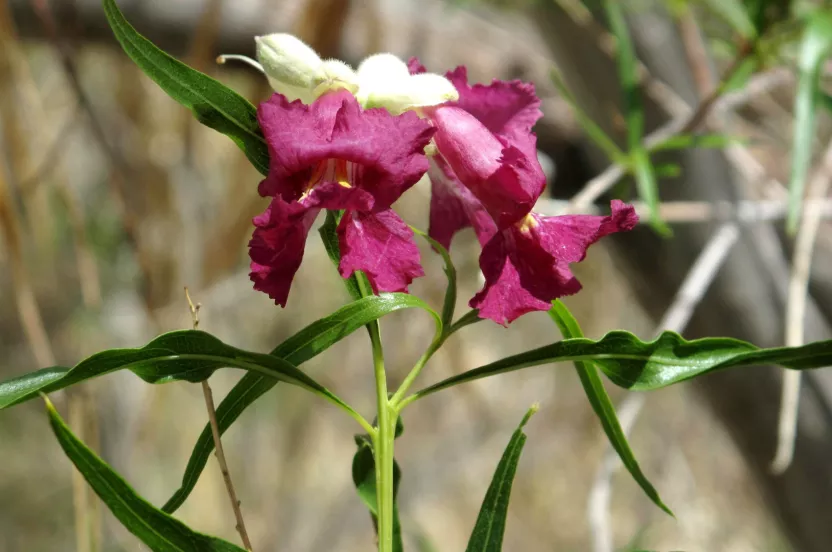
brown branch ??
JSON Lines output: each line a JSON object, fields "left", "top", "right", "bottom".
{"left": 28, "top": 0, "right": 157, "bottom": 323}
{"left": 771, "top": 142, "right": 832, "bottom": 474}
{"left": 185, "top": 288, "right": 254, "bottom": 551}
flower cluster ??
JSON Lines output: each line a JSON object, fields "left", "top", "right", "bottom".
{"left": 247, "top": 35, "right": 637, "bottom": 324}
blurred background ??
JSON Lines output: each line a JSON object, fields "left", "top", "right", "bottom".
{"left": 2, "top": 0, "right": 832, "bottom": 550}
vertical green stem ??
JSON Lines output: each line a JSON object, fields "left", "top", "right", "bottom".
{"left": 359, "top": 276, "right": 395, "bottom": 552}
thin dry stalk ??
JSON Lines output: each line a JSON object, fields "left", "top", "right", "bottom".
{"left": 771, "top": 143, "right": 832, "bottom": 474}
{"left": 185, "top": 288, "right": 254, "bottom": 551}
{"left": 28, "top": 0, "right": 157, "bottom": 324}
{"left": 537, "top": 198, "right": 832, "bottom": 223}
{"left": 677, "top": 9, "right": 714, "bottom": 99}
{"left": 588, "top": 222, "right": 740, "bottom": 552}
{"left": 0, "top": 159, "right": 55, "bottom": 368}
{"left": 565, "top": 42, "right": 755, "bottom": 213}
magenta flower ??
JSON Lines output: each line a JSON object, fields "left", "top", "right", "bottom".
{"left": 413, "top": 61, "right": 638, "bottom": 325}
{"left": 249, "top": 90, "right": 435, "bottom": 306}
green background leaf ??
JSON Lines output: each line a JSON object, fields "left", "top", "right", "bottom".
{"left": 44, "top": 397, "right": 246, "bottom": 552}
{"left": 102, "top": 0, "right": 270, "bottom": 175}
{"left": 788, "top": 10, "right": 832, "bottom": 232}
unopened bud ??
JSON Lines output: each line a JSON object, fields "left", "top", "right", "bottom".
{"left": 313, "top": 59, "right": 360, "bottom": 97}
{"left": 364, "top": 72, "right": 459, "bottom": 114}
{"left": 255, "top": 34, "right": 325, "bottom": 90}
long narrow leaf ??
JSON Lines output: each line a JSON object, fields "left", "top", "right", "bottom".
{"left": 604, "top": 1, "right": 666, "bottom": 232}
{"left": 404, "top": 331, "right": 832, "bottom": 403}
{"left": 44, "top": 396, "right": 246, "bottom": 552}
{"left": 787, "top": 11, "right": 832, "bottom": 233}
{"left": 465, "top": 405, "right": 537, "bottom": 552}
{"left": 3, "top": 330, "right": 352, "bottom": 413}
{"left": 162, "top": 293, "right": 438, "bottom": 512}
{"left": 102, "top": 0, "right": 270, "bottom": 175}
{"left": 549, "top": 301, "right": 671, "bottom": 515}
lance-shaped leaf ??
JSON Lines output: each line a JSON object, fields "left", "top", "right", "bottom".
{"left": 401, "top": 332, "right": 832, "bottom": 405}
{"left": 788, "top": 10, "right": 832, "bottom": 233}
{"left": 1, "top": 331, "right": 361, "bottom": 420}
{"left": 465, "top": 405, "right": 537, "bottom": 552}
{"left": 102, "top": 0, "right": 270, "bottom": 175}
{"left": 162, "top": 293, "right": 438, "bottom": 513}
{"left": 43, "top": 396, "right": 247, "bottom": 552}
{"left": 549, "top": 301, "right": 671, "bottom": 515}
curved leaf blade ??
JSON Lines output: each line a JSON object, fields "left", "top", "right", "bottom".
{"left": 1, "top": 331, "right": 349, "bottom": 409}
{"left": 43, "top": 396, "right": 246, "bottom": 552}
{"left": 102, "top": 0, "right": 269, "bottom": 175}
{"left": 549, "top": 301, "right": 671, "bottom": 516}
{"left": 162, "top": 293, "right": 439, "bottom": 513}
{"left": 788, "top": 10, "right": 832, "bottom": 233}
{"left": 406, "top": 331, "right": 832, "bottom": 402}
{"left": 465, "top": 406, "right": 536, "bottom": 552}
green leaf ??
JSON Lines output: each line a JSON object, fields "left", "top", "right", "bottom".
{"left": 162, "top": 293, "right": 438, "bottom": 513}
{"left": 632, "top": 148, "right": 670, "bottom": 235}
{"left": 549, "top": 301, "right": 671, "bottom": 516}
{"left": 650, "top": 133, "right": 741, "bottom": 152}
{"left": 701, "top": 0, "right": 757, "bottom": 39}
{"left": 788, "top": 10, "right": 832, "bottom": 233}
{"left": 550, "top": 70, "right": 626, "bottom": 164}
{"left": 102, "top": 0, "right": 269, "bottom": 175}
{"left": 603, "top": 1, "right": 666, "bottom": 234}
{"left": 43, "top": 396, "right": 246, "bottom": 552}
{"left": 402, "top": 332, "right": 832, "bottom": 404}
{"left": 320, "top": 210, "right": 363, "bottom": 301}
{"left": 2, "top": 330, "right": 354, "bottom": 414}
{"left": 352, "top": 432, "right": 404, "bottom": 552}
{"left": 652, "top": 163, "right": 682, "bottom": 178}
{"left": 465, "top": 405, "right": 537, "bottom": 552}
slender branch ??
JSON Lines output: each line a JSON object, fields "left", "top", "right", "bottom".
{"left": 29, "top": 0, "right": 157, "bottom": 323}
{"left": 565, "top": 43, "right": 759, "bottom": 213}
{"left": 771, "top": 143, "right": 832, "bottom": 474}
{"left": 185, "top": 288, "right": 254, "bottom": 551}
{"left": 588, "top": 222, "right": 740, "bottom": 552}
{"left": 537, "top": 198, "right": 832, "bottom": 223}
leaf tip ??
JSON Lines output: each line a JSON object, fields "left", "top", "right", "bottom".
{"left": 520, "top": 403, "right": 539, "bottom": 428}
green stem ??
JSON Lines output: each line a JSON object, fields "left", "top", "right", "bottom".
{"left": 371, "top": 339, "right": 395, "bottom": 552}
{"left": 358, "top": 277, "right": 395, "bottom": 552}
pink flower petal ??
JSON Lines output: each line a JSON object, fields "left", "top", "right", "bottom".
{"left": 338, "top": 208, "right": 424, "bottom": 293}
{"left": 257, "top": 90, "right": 434, "bottom": 209}
{"left": 428, "top": 156, "right": 497, "bottom": 250}
{"left": 248, "top": 197, "right": 319, "bottom": 307}
{"left": 429, "top": 105, "right": 545, "bottom": 227}
{"left": 471, "top": 201, "right": 638, "bottom": 325}
{"left": 407, "top": 57, "right": 427, "bottom": 75}
{"left": 445, "top": 66, "right": 542, "bottom": 144}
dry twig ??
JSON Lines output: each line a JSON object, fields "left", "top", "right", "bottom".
{"left": 185, "top": 288, "right": 254, "bottom": 551}
{"left": 771, "top": 143, "right": 832, "bottom": 474}
{"left": 588, "top": 222, "right": 740, "bottom": 552}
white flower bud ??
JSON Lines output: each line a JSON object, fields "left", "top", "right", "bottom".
{"left": 363, "top": 72, "right": 459, "bottom": 114}
{"left": 255, "top": 34, "right": 325, "bottom": 90}
{"left": 313, "top": 59, "right": 360, "bottom": 96}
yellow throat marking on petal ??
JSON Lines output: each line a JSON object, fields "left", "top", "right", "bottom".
{"left": 516, "top": 214, "right": 539, "bottom": 234}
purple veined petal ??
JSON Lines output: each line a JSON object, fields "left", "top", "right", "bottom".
{"left": 470, "top": 201, "right": 638, "bottom": 325}
{"left": 429, "top": 105, "right": 545, "bottom": 227}
{"left": 444, "top": 66, "right": 543, "bottom": 144}
{"left": 257, "top": 90, "right": 434, "bottom": 210}
{"left": 338, "top": 208, "right": 425, "bottom": 293}
{"left": 427, "top": 156, "right": 497, "bottom": 250}
{"left": 249, "top": 197, "right": 320, "bottom": 307}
